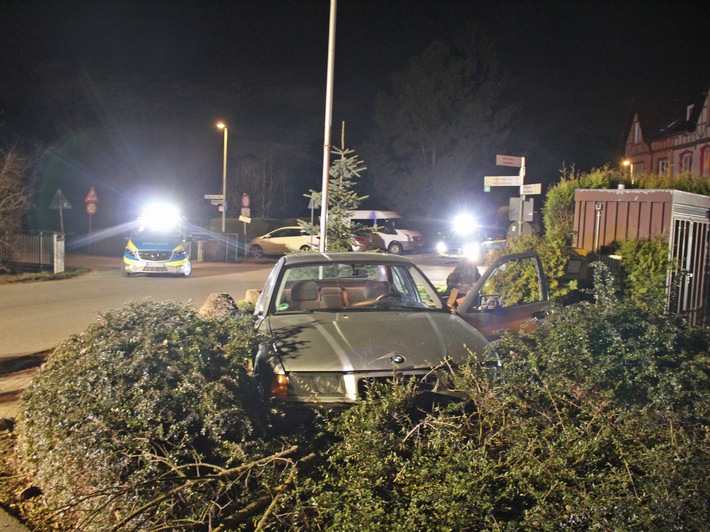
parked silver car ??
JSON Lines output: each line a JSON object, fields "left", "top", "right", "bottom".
{"left": 251, "top": 252, "right": 492, "bottom": 406}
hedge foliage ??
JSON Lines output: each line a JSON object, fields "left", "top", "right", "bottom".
{"left": 14, "top": 281, "right": 710, "bottom": 530}
{"left": 275, "top": 269, "right": 710, "bottom": 530}
{"left": 15, "top": 300, "right": 295, "bottom": 530}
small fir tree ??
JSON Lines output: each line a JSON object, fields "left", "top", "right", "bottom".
{"left": 300, "top": 145, "right": 369, "bottom": 252}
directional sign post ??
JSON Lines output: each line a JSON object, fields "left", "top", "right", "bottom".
{"left": 486, "top": 155, "right": 532, "bottom": 235}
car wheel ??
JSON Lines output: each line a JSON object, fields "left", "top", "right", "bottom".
{"left": 249, "top": 245, "right": 263, "bottom": 258}
{"left": 299, "top": 245, "right": 313, "bottom": 252}
{"left": 388, "top": 241, "right": 403, "bottom": 255}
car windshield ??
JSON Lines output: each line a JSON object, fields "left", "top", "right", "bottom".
{"left": 272, "top": 261, "right": 445, "bottom": 313}
{"left": 132, "top": 224, "right": 184, "bottom": 239}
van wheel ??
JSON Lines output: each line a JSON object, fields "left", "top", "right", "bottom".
{"left": 388, "top": 242, "right": 403, "bottom": 255}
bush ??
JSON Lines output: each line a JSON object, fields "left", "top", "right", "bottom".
{"left": 275, "top": 271, "right": 710, "bottom": 530}
{"left": 15, "top": 300, "right": 291, "bottom": 530}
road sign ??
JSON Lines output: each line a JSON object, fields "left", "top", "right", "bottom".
{"left": 241, "top": 207, "right": 251, "bottom": 218}
{"left": 238, "top": 215, "right": 251, "bottom": 223}
{"left": 50, "top": 189, "right": 72, "bottom": 210}
{"left": 484, "top": 175, "right": 523, "bottom": 187}
{"left": 210, "top": 199, "right": 224, "bottom": 205}
{"left": 204, "top": 194, "right": 224, "bottom": 200}
{"left": 496, "top": 154, "right": 524, "bottom": 167}
{"left": 85, "top": 186, "right": 98, "bottom": 203}
{"left": 521, "top": 183, "right": 542, "bottom": 195}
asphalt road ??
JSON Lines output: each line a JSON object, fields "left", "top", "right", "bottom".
{"left": 0, "top": 253, "right": 455, "bottom": 360}
{"left": 0, "top": 255, "right": 274, "bottom": 359}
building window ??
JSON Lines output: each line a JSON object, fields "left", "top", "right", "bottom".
{"left": 702, "top": 147, "right": 710, "bottom": 177}
{"left": 680, "top": 152, "right": 692, "bottom": 173}
{"left": 658, "top": 159, "right": 668, "bottom": 175}
{"left": 633, "top": 122, "right": 641, "bottom": 144}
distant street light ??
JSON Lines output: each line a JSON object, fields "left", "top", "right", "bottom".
{"left": 217, "top": 122, "right": 228, "bottom": 232}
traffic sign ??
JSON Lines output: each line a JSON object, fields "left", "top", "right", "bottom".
{"left": 241, "top": 193, "right": 250, "bottom": 208}
{"left": 204, "top": 194, "right": 224, "bottom": 200}
{"left": 496, "top": 154, "right": 524, "bottom": 167}
{"left": 85, "top": 186, "right": 98, "bottom": 203}
{"left": 50, "top": 188, "right": 72, "bottom": 210}
{"left": 521, "top": 183, "right": 542, "bottom": 195}
{"left": 86, "top": 202, "right": 97, "bottom": 215}
{"left": 484, "top": 175, "right": 523, "bottom": 187}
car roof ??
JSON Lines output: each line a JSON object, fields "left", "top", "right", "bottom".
{"left": 280, "top": 252, "right": 415, "bottom": 266}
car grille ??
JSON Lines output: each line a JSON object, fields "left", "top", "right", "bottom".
{"left": 356, "top": 373, "right": 438, "bottom": 399}
{"left": 137, "top": 250, "right": 173, "bottom": 261}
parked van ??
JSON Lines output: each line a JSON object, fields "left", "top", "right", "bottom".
{"left": 349, "top": 210, "right": 423, "bottom": 254}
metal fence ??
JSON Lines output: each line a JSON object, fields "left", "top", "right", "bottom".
{"left": 8, "top": 232, "right": 65, "bottom": 273}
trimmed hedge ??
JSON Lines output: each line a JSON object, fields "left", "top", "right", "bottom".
{"left": 15, "top": 300, "right": 285, "bottom": 530}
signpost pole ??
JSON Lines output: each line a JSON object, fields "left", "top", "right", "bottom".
{"left": 518, "top": 157, "right": 526, "bottom": 234}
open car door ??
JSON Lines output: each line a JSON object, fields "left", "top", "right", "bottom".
{"left": 454, "top": 252, "right": 550, "bottom": 341}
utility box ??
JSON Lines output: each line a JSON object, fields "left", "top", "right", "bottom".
{"left": 573, "top": 189, "right": 710, "bottom": 325}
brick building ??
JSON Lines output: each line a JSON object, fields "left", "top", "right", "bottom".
{"left": 623, "top": 88, "right": 710, "bottom": 179}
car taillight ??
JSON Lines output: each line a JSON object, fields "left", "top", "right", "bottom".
{"left": 271, "top": 374, "right": 289, "bottom": 397}
{"left": 354, "top": 236, "right": 365, "bottom": 243}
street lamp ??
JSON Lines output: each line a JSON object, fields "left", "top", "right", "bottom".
{"left": 217, "top": 122, "right": 228, "bottom": 232}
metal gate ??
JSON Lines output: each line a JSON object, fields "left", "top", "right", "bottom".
{"left": 668, "top": 218, "right": 710, "bottom": 326}
{"left": 8, "top": 232, "right": 66, "bottom": 273}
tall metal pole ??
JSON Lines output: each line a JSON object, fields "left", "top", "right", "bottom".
{"left": 319, "top": 0, "right": 337, "bottom": 252}
{"left": 217, "top": 123, "right": 228, "bottom": 233}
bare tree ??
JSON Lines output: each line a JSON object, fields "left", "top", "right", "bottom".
{"left": 236, "top": 155, "right": 294, "bottom": 218}
{"left": 0, "top": 148, "right": 31, "bottom": 266}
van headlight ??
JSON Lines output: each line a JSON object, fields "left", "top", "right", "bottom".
{"left": 436, "top": 241, "right": 448, "bottom": 253}
{"left": 173, "top": 248, "right": 189, "bottom": 260}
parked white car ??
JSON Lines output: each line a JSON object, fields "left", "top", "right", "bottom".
{"left": 248, "top": 226, "right": 318, "bottom": 257}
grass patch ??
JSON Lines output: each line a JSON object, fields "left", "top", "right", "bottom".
{"left": 0, "top": 267, "right": 88, "bottom": 285}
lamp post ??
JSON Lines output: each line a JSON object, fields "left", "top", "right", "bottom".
{"left": 217, "top": 122, "right": 228, "bottom": 232}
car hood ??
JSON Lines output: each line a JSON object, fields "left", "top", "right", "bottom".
{"left": 262, "top": 311, "right": 489, "bottom": 373}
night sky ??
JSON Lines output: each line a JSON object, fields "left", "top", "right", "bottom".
{"left": 1, "top": 0, "right": 708, "bottom": 232}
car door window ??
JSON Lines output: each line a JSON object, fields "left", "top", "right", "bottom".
{"left": 479, "top": 256, "right": 544, "bottom": 309}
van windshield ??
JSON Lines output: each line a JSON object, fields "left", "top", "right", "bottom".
{"left": 132, "top": 224, "right": 184, "bottom": 239}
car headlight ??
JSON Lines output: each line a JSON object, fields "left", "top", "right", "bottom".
{"left": 436, "top": 241, "right": 448, "bottom": 253}
{"left": 287, "top": 373, "right": 344, "bottom": 396}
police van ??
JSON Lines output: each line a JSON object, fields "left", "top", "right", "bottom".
{"left": 123, "top": 204, "right": 192, "bottom": 277}
{"left": 348, "top": 210, "right": 423, "bottom": 255}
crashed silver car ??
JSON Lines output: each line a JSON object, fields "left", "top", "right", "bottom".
{"left": 252, "top": 252, "right": 492, "bottom": 406}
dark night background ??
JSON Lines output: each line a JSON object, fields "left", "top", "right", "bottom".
{"left": 1, "top": 0, "right": 708, "bottom": 235}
